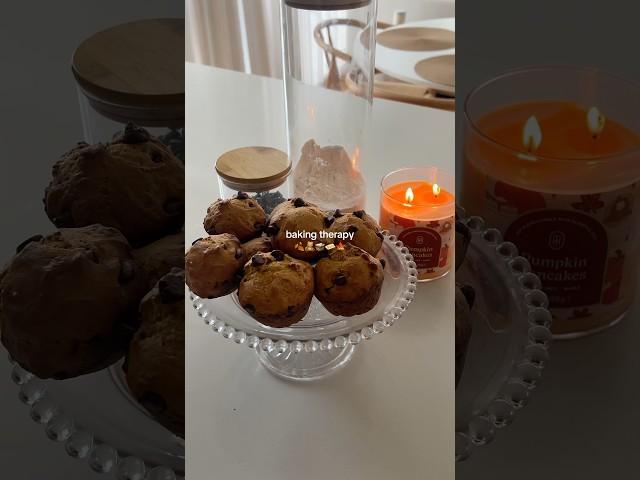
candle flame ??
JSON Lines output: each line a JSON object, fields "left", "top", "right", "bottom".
{"left": 522, "top": 115, "right": 542, "bottom": 152}
{"left": 351, "top": 146, "right": 360, "bottom": 170}
{"left": 307, "top": 104, "right": 317, "bottom": 122}
{"left": 432, "top": 183, "right": 441, "bottom": 197}
{"left": 336, "top": 241, "right": 345, "bottom": 250}
{"left": 587, "top": 106, "right": 605, "bottom": 138}
{"left": 405, "top": 187, "right": 414, "bottom": 204}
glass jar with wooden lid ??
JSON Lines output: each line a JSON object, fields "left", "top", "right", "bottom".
{"left": 72, "top": 18, "right": 184, "bottom": 160}
{"left": 215, "top": 147, "right": 292, "bottom": 214}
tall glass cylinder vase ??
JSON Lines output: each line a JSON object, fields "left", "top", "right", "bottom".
{"left": 281, "top": 0, "right": 377, "bottom": 211}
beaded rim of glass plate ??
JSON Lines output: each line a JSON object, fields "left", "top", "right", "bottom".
{"left": 189, "top": 232, "right": 419, "bottom": 352}
{"left": 455, "top": 211, "right": 553, "bottom": 461}
{"left": 8, "top": 359, "right": 183, "bottom": 480}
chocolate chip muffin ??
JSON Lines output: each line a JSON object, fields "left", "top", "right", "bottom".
{"left": 0, "top": 225, "right": 146, "bottom": 379}
{"left": 185, "top": 234, "right": 244, "bottom": 298}
{"left": 44, "top": 124, "right": 185, "bottom": 247}
{"left": 267, "top": 198, "right": 325, "bottom": 261}
{"left": 238, "top": 250, "right": 314, "bottom": 328}
{"left": 126, "top": 268, "right": 185, "bottom": 437}
{"left": 241, "top": 235, "right": 273, "bottom": 263}
{"left": 327, "top": 209, "right": 383, "bottom": 256}
{"left": 455, "top": 284, "right": 474, "bottom": 387}
{"left": 314, "top": 243, "right": 384, "bottom": 316}
{"left": 132, "top": 232, "right": 184, "bottom": 290}
{"left": 203, "top": 193, "right": 266, "bottom": 242}
{"left": 266, "top": 197, "right": 298, "bottom": 224}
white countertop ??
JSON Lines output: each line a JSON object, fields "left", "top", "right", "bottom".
{"left": 185, "top": 63, "right": 455, "bottom": 480}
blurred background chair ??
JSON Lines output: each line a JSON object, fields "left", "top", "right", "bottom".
{"left": 186, "top": 0, "right": 454, "bottom": 109}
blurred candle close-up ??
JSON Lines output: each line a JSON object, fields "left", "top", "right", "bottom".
{"left": 462, "top": 67, "right": 640, "bottom": 337}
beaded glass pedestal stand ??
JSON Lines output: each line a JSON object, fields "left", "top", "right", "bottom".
{"left": 9, "top": 358, "right": 184, "bottom": 479}
{"left": 455, "top": 210, "right": 553, "bottom": 461}
{"left": 190, "top": 233, "right": 417, "bottom": 381}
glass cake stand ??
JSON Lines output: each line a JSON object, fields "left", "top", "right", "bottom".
{"left": 9, "top": 358, "right": 184, "bottom": 479}
{"left": 455, "top": 211, "right": 553, "bottom": 461}
{"left": 189, "top": 233, "right": 418, "bottom": 381}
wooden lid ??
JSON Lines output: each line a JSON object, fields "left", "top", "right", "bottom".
{"left": 284, "top": 0, "right": 371, "bottom": 10}
{"left": 72, "top": 18, "right": 184, "bottom": 125}
{"left": 216, "top": 147, "right": 291, "bottom": 188}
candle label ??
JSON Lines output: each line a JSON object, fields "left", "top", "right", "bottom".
{"left": 387, "top": 216, "right": 454, "bottom": 278}
{"left": 505, "top": 209, "right": 608, "bottom": 307}
{"left": 399, "top": 227, "right": 441, "bottom": 269}
{"left": 476, "top": 176, "right": 637, "bottom": 333}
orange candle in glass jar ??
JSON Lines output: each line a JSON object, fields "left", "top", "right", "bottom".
{"left": 463, "top": 70, "right": 640, "bottom": 338}
{"left": 380, "top": 168, "right": 455, "bottom": 282}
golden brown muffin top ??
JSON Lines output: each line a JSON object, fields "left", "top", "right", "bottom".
{"left": 315, "top": 243, "right": 383, "bottom": 304}
{"left": 268, "top": 199, "right": 326, "bottom": 261}
{"left": 45, "top": 125, "right": 184, "bottom": 247}
{"left": 241, "top": 236, "right": 273, "bottom": 262}
{"left": 203, "top": 193, "right": 266, "bottom": 242}
{"left": 327, "top": 209, "right": 383, "bottom": 256}
{"left": 239, "top": 251, "right": 314, "bottom": 318}
{"left": 184, "top": 234, "right": 244, "bottom": 298}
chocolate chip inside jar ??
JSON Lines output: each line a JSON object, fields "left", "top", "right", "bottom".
{"left": 252, "top": 191, "right": 286, "bottom": 215}
{"left": 119, "top": 122, "right": 151, "bottom": 144}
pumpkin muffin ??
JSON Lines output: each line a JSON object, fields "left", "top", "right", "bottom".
{"left": 238, "top": 250, "right": 314, "bottom": 328}
{"left": 327, "top": 209, "right": 383, "bottom": 256}
{"left": 0, "top": 225, "right": 146, "bottom": 379}
{"left": 185, "top": 234, "right": 244, "bottom": 298}
{"left": 132, "top": 232, "right": 184, "bottom": 290}
{"left": 267, "top": 197, "right": 325, "bottom": 261}
{"left": 126, "top": 268, "right": 185, "bottom": 437}
{"left": 314, "top": 243, "right": 384, "bottom": 316}
{"left": 241, "top": 235, "right": 273, "bottom": 262}
{"left": 203, "top": 192, "right": 266, "bottom": 242}
{"left": 44, "top": 124, "right": 185, "bottom": 247}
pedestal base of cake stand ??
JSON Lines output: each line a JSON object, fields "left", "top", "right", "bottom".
{"left": 256, "top": 344, "right": 356, "bottom": 382}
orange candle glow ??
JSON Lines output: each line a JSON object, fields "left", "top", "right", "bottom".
{"left": 462, "top": 67, "right": 640, "bottom": 337}
{"left": 380, "top": 168, "right": 455, "bottom": 282}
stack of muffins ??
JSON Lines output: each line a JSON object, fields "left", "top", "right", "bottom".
{"left": 0, "top": 124, "right": 185, "bottom": 437}
{"left": 185, "top": 194, "right": 387, "bottom": 328}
